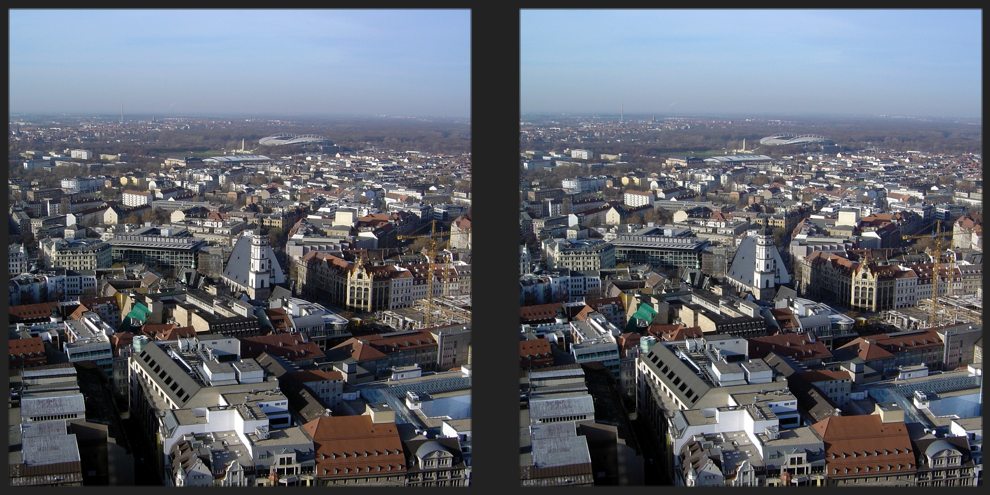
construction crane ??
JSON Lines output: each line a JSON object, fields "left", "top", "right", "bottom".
{"left": 902, "top": 220, "right": 953, "bottom": 327}
{"left": 397, "top": 220, "right": 450, "bottom": 328}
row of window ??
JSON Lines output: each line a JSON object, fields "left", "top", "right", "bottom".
{"left": 29, "top": 412, "right": 80, "bottom": 422}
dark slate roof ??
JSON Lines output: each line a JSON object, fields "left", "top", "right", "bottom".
{"left": 268, "top": 285, "right": 293, "bottom": 302}
{"left": 774, "top": 286, "right": 797, "bottom": 302}
{"left": 222, "top": 234, "right": 286, "bottom": 288}
{"left": 726, "top": 234, "right": 791, "bottom": 289}
{"left": 133, "top": 342, "right": 202, "bottom": 407}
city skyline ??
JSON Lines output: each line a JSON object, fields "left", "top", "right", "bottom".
{"left": 522, "top": 9, "right": 982, "bottom": 119}
{"left": 9, "top": 9, "right": 471, "bottom": 118}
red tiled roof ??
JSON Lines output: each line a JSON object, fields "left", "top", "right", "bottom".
{"left": 749, "top": 333, "right": 832, "bottom": 361}
{"left": 110, "top": 331, "right": 135, "bottom": 355}
{"left": 363, "top": 330, "right": 437, "bottom": 353}
{"left": 140, "top": 323, "right": 198, "bottom": 341}
{"left": 520, "top": 338, "right": 552, "bottom": 358}
{"left": 617, "top": 332, "right": 641, "bottom": 351}
{"left": 520, "top": 303, "right": 563, "bottom": 323}
{"left": 648, "top": 323, "right": 702, "bottom": 341}
{"left": 241, "top": 333, "right": 326, "bottom": 361}
{"left": 9, "top": 337, "right": 45, "bottom": 356}
{"left": 453, "top": 215, "right": 471, "bottom": 230}
{"left": 812, "top": 415, "right": 916, "bottom": 477}
{"left": 302, "top": 415, "right": 406, "bottom": 478}
{"left": 771, "top": 308, "right": 801, "bottom": 331}
{"left": 9, "top": 302, "right": 60, "bottom": 322}
{"left": 836, "top": 338, "right": 891, "bottom": 362}
{"left": 332, "top": 339, "right": 387, "bottom": 362}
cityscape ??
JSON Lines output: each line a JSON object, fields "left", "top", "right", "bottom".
{"left": 5, "top": 6, "right": 985, "bottom": 491}
{"left": 518, "top": 9, "right": 982, "bottom": 487}
{"left": 7, "top": 10, "right": 472, "bottom": 486}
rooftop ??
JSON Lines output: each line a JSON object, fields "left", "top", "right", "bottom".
{"left": 22, "top": 432, "right": 81, "bottom": 467}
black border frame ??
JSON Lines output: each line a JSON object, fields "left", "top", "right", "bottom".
{"left": 2, "top": 3, "right": 987, "bottom": 494}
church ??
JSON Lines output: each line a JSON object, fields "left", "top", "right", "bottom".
{"left": 222, "top": 230, "right": 286, "bottom": 300}
{"left": 725, "top": 227, "right": 791, "bottom": 301}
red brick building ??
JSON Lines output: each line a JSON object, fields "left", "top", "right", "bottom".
{"left": 9, "top": 337, "right": 47, "bottom": 369}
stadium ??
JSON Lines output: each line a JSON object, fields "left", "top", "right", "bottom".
{"left": 258, "top": 134, "right": 334, "bottom": 147}
{"left": 759, "top": 134, "right": 829, "bottom": 146}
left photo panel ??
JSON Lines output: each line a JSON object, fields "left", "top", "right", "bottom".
{"left": 7, "top": 9, "right": 472, "bottom": 487}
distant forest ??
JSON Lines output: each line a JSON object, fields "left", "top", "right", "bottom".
{"left": 9, "top": 117, "right": 471, "bottom": 166}
{"left": 521, "top": 118, "right": 982, "bottom": 157}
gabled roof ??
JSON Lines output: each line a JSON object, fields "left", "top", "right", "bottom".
{"left": 302, "top": 415, "right": 406, "bottom": 478}
{"left": 240, "top": 333, "right": 325, "bottom": 362}
{"left": 9, "top": 337, "right": 45, "bottom": 356}
{"left": 222, "top": 233, "right": 286, "bottom": 289}
{"left": 9, "top": 302, "right": 61, "bottom": 323}
{"left": 846, "top": 338, "right": 895, "bottom": 361}
{"left": 520, "top": 303, "right": 563, "bottom": 324}
{"left": 520, "top": 338, "right": 552, "bottom": 358}
{"left": 726, "top": 234, "right": 791, "bottom": 290}
{"left": 331, "top": 338, "right": 387, "bottom": 362}
{"left": 811, "top": 415, "right": 916, "bottom": 477}
{"left": 749, "top": 333, "right": 832, "bottom": 362}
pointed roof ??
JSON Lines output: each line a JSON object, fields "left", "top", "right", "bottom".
{"left": 811, "top": 415, "right": 916, "bottom": 477}
{"left": 837, "top": 338, "right": 895, "bottom": 361}
{"left": 331, "top": 338, "right": 387, "bottom": 362}
{"left": 223, "top": 232, "right": 286, "bottom": 288}
{"left": 726, "top": 233, "right": 791, "bottom": 290}
{"left": 302, "top": 415, "right": 406, "bottom": 477}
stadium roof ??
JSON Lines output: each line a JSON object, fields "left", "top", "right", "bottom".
{"left": 258, "top": 134, "right": 332, "bottom": 146}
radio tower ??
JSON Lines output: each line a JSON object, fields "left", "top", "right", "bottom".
{"left": 119, "top": 103, "right": 124, "bottom": 124}
{"left": 620, "top": 102, "right": 624, "bottom": 123}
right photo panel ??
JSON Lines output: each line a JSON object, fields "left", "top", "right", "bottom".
{"left": 519, "top": 9, "right": 983, "bottom": 487}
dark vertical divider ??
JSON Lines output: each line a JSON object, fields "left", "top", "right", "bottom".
{"left": 470, "top": 2, "right": 522, "bottom": 489}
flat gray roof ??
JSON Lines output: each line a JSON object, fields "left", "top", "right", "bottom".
{"left": 20, "top": 420, "right": 68, "bottom": 438}
{"left": 529, "top": 395, "right": 595, "bottom": 422}
{"left": 20, "top": 394, "right": 85, "bottom": 418}
{"left": 531, "top": 434, "right": 591, "bottom": 468}
{"left": 22, "top": 433, "right": 81, "bottom": 466}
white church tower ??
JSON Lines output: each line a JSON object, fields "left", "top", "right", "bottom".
{"left": 246, "top": 231, "right": 272, "bottom": 297}
{"left": 520, "top": 244, "right": 532, "bottom": 276}
{"left": 222, "top": 230, "right": 286, "bottom": 301}
{"left": 752, "top": 227, "right": 776, "bottom": 300}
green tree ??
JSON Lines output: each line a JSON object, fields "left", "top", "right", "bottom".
{"left": 771, "top": 227, "right": 788, "bottom": 247}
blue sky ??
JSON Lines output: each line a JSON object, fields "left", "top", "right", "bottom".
{"left": 9, "top": 9, "right": 470, "bottom": 118}
{"left": 522, "top": 10, "right": 982, "bottom": 119}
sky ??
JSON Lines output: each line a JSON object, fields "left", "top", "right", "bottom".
{"left": 9, "top": 9, "right": 470, "bottom": 118}
{"left": 522, "top": 10, "right": 982, "bottom": 119}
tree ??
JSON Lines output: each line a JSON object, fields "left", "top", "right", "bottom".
{"left": 640, "top": 207, "right": 673, "bottom": 226}
{"left": 911, "top": 236, "right": 938, "bottom": 255}
{"left": 771, "top": 227, "right": 788, "bottom": 247}
{"left": 267, "top": 227, "right": 288, "bottom": 251}
{"left": 956, "top": 181, "right": 977, "bottom": 193}
{"left": 140, "top": 209, "right": 156, "bottom": 223}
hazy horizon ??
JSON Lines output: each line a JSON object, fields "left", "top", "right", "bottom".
{"left": 9, "top": 9, "right": 470, "bottom": 119}
{"left": 522, "top": 10, "right": 982, "bottom": 119}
